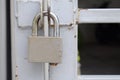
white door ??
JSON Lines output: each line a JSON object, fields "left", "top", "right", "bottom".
{"left": 10, "top": 0, "right": 120, "bottom": 80}
{"left": 11, "top": 0, "right": 78, "bottom": 80}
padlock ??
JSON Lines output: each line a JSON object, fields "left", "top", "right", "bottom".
{"left": 28, "top": 12, "right": 62, "bottom": 63}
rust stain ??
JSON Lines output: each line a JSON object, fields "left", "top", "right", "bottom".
{"left": 50, "top": 23, "right": 74, "bottom": 27}
{"left": 74, "top": 35, "right": 77, "bottom": 38}
{"left": 76, "top": 21, "right": 79, "bottom": 24}
{"left": 16, "top": 65, "right": 19, "bottom": 80}
{"left": 50, "top": 63, "right": 58, "bottom": 66}
{"left": 78, "top": 8, "right": 88, "bottom": 11}
{"left": 16, "top": 74, "right": 18, "bottom": 77}
{"left": 69, "top": 23, "right": 73, "bottom": 26}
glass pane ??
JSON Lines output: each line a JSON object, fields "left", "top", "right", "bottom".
{"left": 78, "top": 0, "right": 120, "bottom": 8}
{"left": 78, "top": 23, "right": 120, "bottom": 75}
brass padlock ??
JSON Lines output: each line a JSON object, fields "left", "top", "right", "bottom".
{"left": 28, "top": 12, "right": 62, "bottom": 63}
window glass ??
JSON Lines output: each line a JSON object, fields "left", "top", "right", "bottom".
{"left": 78, "top": 23, "right": 120, "bottom": 75}
{"left": 78, "top": 0, "right": 120, "bottom": 8}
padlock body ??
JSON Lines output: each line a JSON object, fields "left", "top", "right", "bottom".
{"left": 28, "top": 36, "right": 62, "bottom": 63}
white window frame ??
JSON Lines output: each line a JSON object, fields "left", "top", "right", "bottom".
{"left": 79, "top": 9, "right": 120, "bottom": 23}
{"left": 79, "top": 75, "right": 120, "bottom": 80}
{"left": 78, "top": 8, "right": 120, "bottom": 80}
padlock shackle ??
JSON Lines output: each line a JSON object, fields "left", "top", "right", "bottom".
{"left": 32, "top": 12, "right": 59, "bottom": 37}
{"left": 32, "top": 13, "right": 41, "bottom": 36}
{"left": 49, "top": 12, "right": 60, "bottom": 37}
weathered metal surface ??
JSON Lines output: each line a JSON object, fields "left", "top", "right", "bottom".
{"left": 11, "top": 0, "right": 78, "bottom": 80}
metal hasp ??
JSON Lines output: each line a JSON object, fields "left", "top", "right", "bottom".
{"left": 28, "top": 0, "right": 62, "bottom": 63}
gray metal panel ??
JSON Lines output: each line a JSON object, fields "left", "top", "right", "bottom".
{"left": 0, "top": 0, "right": 6, "bottom": 80}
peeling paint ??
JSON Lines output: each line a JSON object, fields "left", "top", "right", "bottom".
{"left": 15, "top": 66, "right": 19, "bottom": 80}
{"left": 77, "top": 8, "right": 89, "bottom": 24}
{"left": 17, "top": 23, "right": 75, "bottom": 30}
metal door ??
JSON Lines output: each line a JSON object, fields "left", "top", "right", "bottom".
{"left": 10, "top": 0, "right": 78, "bottom": 80}
{"left": 10, "top": 0, "right": 120, "bottom": 80}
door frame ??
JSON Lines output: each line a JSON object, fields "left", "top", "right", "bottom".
{"left": 78, "top": 8, "right": 120, "bottom": 80}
